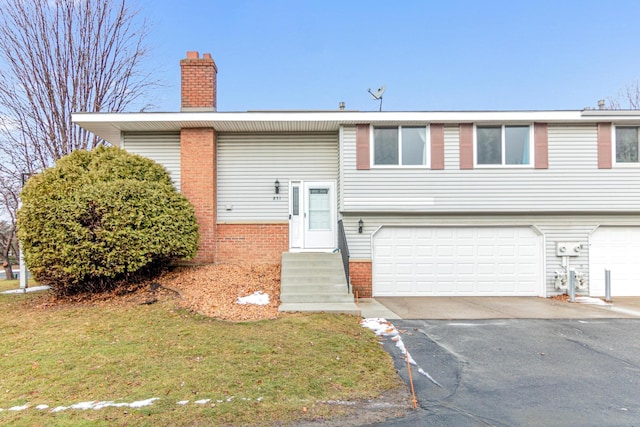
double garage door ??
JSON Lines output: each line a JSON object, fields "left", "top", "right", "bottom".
{"left": 373, "top": 226, "right": 543, "bottom": 296}
{"left": 589, "top": 227, "right": 640, "bottom": 296}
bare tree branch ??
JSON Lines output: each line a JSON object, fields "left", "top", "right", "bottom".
{"left": 606, "top": 80, "right": 640, "bottom": 110}
{"left": 0, "top": 0, "right": 157, "bottom": 269}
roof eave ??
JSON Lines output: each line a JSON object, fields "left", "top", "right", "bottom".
{"left": 72, "top": 110, "right": 640, "bottom": 146}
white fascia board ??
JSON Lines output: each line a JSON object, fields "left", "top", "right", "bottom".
{"left": 74, "top": 110, "right": 587, "bottom": 125}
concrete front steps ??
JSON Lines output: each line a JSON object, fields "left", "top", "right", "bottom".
{"left": 278, "top": 252, "right": 359, "bottom": 315}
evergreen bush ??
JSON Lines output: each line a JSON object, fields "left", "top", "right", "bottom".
{"left": 17, "top": 146, "right": 199, "bottom": 296}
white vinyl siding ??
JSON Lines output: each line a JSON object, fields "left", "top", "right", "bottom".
{"left": 217, "top": 133, "right": 338, "bottom": 221}
{"left": 341, "top": 124, "right": 640, "bottom": 212}
{"left": 122, "top": 132, "right": 181, "bottom": 190}
{"left": 341, "top": 213, "right": 640, "bottom": 296}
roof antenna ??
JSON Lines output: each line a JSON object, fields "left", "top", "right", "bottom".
{"left": 368, "top": 85, "right": 386, "bottom": 111}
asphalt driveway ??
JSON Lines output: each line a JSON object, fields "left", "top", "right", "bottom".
{"left": 369, "top": 318, "right": 640, "bottom": 427}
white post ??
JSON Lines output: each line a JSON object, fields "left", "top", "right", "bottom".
{"left": 19, "top": 243, "right": 26, "bottom": 291}
{"left": 18, "top": 172, "right": 30, "bottom": 292}
{"left": 569, "top": 270, "right": 576, "bottom": 303}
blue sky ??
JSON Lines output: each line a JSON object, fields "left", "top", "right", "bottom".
{"left": 137, "top": 0, "right": 640, "bottom": 112}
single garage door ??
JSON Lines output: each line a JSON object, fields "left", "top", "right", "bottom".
{"left": 589, "top": 227, "right": 640, "bottom": 296}
{"left": 373, "top": 226, "right": 543, "bottom": 296}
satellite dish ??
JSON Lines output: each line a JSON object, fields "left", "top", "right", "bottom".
{"left": 368, "top": 85, "right": 386, "bottom": 100}
{"left": 367, "top": 85, "right": 386, "bottom": 111}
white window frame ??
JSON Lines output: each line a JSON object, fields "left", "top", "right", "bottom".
{"left": 370, "top": 124, "right": 431, "bottom": 168}
{"left": 473, "top": 124, "right": 534, "bottom": 168}
{"left": 612, "top": 125, "right": 640, "bottom": 167}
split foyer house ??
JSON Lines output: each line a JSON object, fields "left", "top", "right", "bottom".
{"left": 73, "top": 52, "right": 640, "bottom": 300}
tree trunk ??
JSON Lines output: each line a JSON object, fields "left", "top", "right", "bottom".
{"left": 3, "top": 263, "right": 14, "bottom": 280}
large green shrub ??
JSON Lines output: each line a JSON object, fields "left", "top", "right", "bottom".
{"left": 17, "top": 146, "right": 199, "bottom": 296}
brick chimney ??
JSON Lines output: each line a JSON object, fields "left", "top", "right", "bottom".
{"left": 180, "top": 51, "right": 218, "bottom": 111}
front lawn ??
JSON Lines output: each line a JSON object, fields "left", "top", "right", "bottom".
{"left": 0, "top": 292, "right": 406, "bottom": 426}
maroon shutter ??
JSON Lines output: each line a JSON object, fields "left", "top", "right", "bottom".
{"left": 459, "top": 123, "right": 474, "bottom": 169}
{"left": 597, "top": 122, "right": 612, "bottom": 169}
{"left": 534, "top": 123, "right": 548, "bottom": 169}
{"left": 430, "top": 124, "right": 445, "bottom": 170}
{"left": 356, "top": 124, "right": 370, "bottom": 170}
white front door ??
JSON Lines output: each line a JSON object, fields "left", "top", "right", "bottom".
{"left": 289, "top": 182, "right": 303, "bottom": 249}
{"left": 289, "top": 180, "right": 336, "bottom": 250}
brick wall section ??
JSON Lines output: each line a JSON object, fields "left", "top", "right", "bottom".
{"left": 216, "top": 223, "right": 289, "bottom": 264}
{"left": 350, "top": 260, "right": 372, "bottom": 298}
{"left": 181, "top": 51, "right": 217, "bottom": 110}
{"left": 181, "top": 128, "right": 216, "bottom": 262}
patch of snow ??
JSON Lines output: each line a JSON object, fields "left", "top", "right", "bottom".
{"left": 128, "top": 397, "right": 159, "bottom": 408}
{"left": 361, "top": 317, "right": 442, "bottom": 389}
{"left": 237, "top": 291, "right": 269, "bottom": 306}
{"left": 418, "top": 368, "right": 443, "bottom": 387}
{"left": 71, "top": 401, "right": 97, "bottom": 410}
{"left": 360, "top": 318, "right": 399, "bottom": 337}
{"left": 0, "top": 286, "right": 50, "bottom": 295}
{"left": 50, "top": 398, "right": 159, "bottom": 412}
{"left": 94, "top": 401, "right": 121, "bottom": 410}
{"left": 12, "top": 396, "right": 266, "bottom": 412}
{"left": 392, "top": 336, "right": 416, "bottom": 365}
{"left": 575, "top": 297, "right": 609, "bottom": 306}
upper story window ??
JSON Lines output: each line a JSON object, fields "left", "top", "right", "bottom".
{"left": 475, "top": 125, "right": 532, "bottom": 166}
{"left": 372, "top": 126, "right": 429, "bottom": 167}
{"left": 615, "top": 126, "right": 639, "bottom": 163}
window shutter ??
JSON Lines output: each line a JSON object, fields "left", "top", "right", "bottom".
{"left": 459, "top": 123, "right": 474, "bottom": 169}
{"left": 430, "top": 124, "right": 445, "bottom": 170}
{"left": 597, "top": 122, "right": 612, "bottom": 169}
{"left": 356, "top": 124, "right": 370, "bottom": 170}
{"left": 534, "top": 123, "right": 548, "bottom": 169}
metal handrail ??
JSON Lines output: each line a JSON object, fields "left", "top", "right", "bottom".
{"left": 337, "top": 219, "right": 350, "bottom": 291}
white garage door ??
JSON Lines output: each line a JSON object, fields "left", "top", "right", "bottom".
{"left": 589, "top": 227, "right": 640, "bottom": 296}
{"left": 373, "top": 226, "right": 543, "bottom": 296}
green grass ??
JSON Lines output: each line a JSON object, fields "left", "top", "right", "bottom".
{"left": 0, "top": 279, "right": 39, "bottom": 292}
{"left": 0, "top": 293, "right": 403, "bottom": 426}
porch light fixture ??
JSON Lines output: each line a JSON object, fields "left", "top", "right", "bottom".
{"left": 274, "top": 179, "right": 280, "bottom": 194}
{"left": 358, "top": 219, "right": 364, "bottom": 234}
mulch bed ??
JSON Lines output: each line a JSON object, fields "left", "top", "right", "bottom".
{"left": 29, "top": 263, "right": 282, "bottom": 322}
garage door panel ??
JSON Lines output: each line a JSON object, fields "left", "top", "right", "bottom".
{"left": 590, "top": 227, "right": 640, "bottom": 296}
{"left": 395, "top": 245, "right": 413, "bottom": 257}
{"left": 457, "top": 245, "right": 475, "bottom": 256}
{"left": 373, "top": 226, "right": 542, "bottom": 296}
